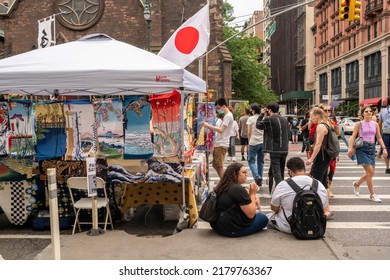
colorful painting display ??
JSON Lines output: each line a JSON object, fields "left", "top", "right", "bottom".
{"left": 35, "top": 101, "right": 66, "bottom": 160}
{"left": 123, "top": 96, "right": 153, "bottom": 159}
{"left": 94, "top": 99, "right": 124, "bottom": 159}
{"left": 196, "top": 103, "right": 216, "bottom": 151}
{"left": 150, "top": 90, "right": 181, "bottom": 157}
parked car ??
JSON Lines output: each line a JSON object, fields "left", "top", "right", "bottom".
{"left": 336, "top": 116, "right": 348, "bottom": 124}
{"left": 339, "top": 117, "right": 361, "bottom": 134}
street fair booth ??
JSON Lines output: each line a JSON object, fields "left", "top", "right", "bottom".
{"left": 0, "top": 34, "right": 205, "bottom": 230}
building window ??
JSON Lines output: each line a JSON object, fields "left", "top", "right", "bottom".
{"left": 348, "top": 37, "right": 351, "bottom": 51}
{"left": 331, "top": 68, "right": 341, "bottom": 89}
{"left": 374, "top": 22, "right": 378, "bottom": 39}
{"left": 353, "top": 35, "right": 356, "bottom": 48}
{"left": 56, "top": 0, "right": 105, "bottom": 31}
{"left": 346, "top": 60, "right": 359, "bottom": 84}
{"left": 367, "top": 26, "right": 371, "bottom": 41}
{"left": 365, "top": 51, "right": 381, "bottom": 79}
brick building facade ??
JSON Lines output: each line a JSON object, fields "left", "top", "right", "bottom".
{"left": 0, "top": 0, "right": 232, "bottom": 98}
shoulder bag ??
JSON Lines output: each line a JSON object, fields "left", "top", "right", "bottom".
{"left": 353, "top": 121, "right": 363, "bottom": 149}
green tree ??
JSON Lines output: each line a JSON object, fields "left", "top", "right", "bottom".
{"left": 223, "top": 1, "right": 277, "bottom": 107}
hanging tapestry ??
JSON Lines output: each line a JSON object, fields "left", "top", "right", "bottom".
{"left": 35, "top": 101, "right": 67, "bottom": 160}
{"left": 64, "top": 100, "right": 95, "bottom": 159}
{"left": 196, "top": 103, "right": 216, "bottom": 151}
{"left": 123, "top": 96, "right": 153, "bottom": 159}
{"left": 150, "top": 90, "right": 181, "bottom": 157}
{"left": 93, "top": 99, "right": 124, "bottom": 159}
{"left": 8, "top": 100, "right": 35, "bottom": 158}
{"left": 0, "top": 102, "right": 9, "bottom": 155}
{"left": 0, "top": 180, "right": 37, "bottom": 225}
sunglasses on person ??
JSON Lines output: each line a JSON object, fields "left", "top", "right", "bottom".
{"left": 364, "top": 110, "right": 372, "bottom": 113}
{"left": 324, "top": 109, "right": 333, "bottom": 112}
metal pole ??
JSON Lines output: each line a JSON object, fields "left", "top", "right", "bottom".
{"left": 147, "top": 20, "right": 151, "bottom": 51}
{"left": 199, "top": 0, "right": 316, "bottom": 60}
{"left": 47, "top": 168, "right": 61, "bottom": 260}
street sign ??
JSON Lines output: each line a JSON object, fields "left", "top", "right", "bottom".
{"left": 268, "top": 22, "right": 276, "bottom": 38}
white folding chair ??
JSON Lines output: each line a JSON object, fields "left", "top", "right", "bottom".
{"left": 67, "top": 177, "right": 114, "bottom": 235}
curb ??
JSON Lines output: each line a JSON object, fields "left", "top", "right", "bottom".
{"left": 323, "top": 233, "right": 352, "bottom": 260}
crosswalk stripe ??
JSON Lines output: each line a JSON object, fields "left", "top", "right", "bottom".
{"left": 326, "top": 222, "right": 390, "bottom": 229}
{"left": 259, "top": 194, "right": 390, "bottom": 199}
{"left": 259, "top": 205, "right": 390, "bottom": 211}
{"left": 210, "top": 176, "right": 390, "bottom": 181}
{"left": 195, "top": 221, "right": 390, "bottom": 230}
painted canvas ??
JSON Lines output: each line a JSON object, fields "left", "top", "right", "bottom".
{"left": 150, "top": 91, "right": 181, "bottom": 157}
{"left": 123, "top": 96, "right": 153, "bottom": 159}
{"left": 94, "top": 99, "right": 124, "bottom": 159}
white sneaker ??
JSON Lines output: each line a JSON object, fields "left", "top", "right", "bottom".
{"left": 353, "top": 181, "right": 360, "bottom": 196}
{"left": 232, "top": 157, "right": 236, "bottom": 162}
{"left": 370, "top": 194, "right": 382, "bottom": 203}
{"left": 227, "top": 157, "right": 232, "bottom": 161}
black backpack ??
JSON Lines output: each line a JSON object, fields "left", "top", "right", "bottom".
{"left": 322, "top": 122, "right": 340, "bottom": 159}
{"left": 199, "top": 191, "right": 235, "bottom": 223}
{"left": 282, "top": 178, "right": 327, "bottom": 240}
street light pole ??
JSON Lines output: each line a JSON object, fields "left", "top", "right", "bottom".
{"left": 143, "top": 0, "right": 151, "bottom": 51}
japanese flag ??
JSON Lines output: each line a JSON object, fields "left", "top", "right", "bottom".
{"left": 158, "top": 4, "right": 210, "bottom": 68}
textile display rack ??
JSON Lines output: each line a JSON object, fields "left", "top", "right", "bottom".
{"left": 0, "top": 34, "right": 206, "bottom": 230}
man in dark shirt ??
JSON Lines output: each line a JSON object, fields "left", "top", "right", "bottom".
{"left": 256, "top": 101, "right": 289, "bottom": 194}
{"left": 300, "top": 112, "right": 310, "bottom": 154}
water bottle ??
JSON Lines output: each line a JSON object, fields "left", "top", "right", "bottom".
{"left": 351, "top": 154, "right": 356, "bottom": 161}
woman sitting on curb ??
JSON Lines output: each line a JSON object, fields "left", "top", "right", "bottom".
{"left": 210, "top": 162, "right": 268, "bottom": 237}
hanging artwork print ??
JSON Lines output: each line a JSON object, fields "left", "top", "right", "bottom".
{"left": 94, "top": 99, "right": 124, "bottom": 159}
{"left": 35, "top": 101, "right": 66, "bottom": 160}
{"left": 0, "top": 102, "right": 9, "bottom": 155}
{"left": 64, "top": 100, "right": 95, "bottom": 159}
{"left": 150, "top": 90, "right": 181, "bottom": 157}
{"left": 123, "top": 96, "right": 153, "bottom": 159}
{"left": 196, "top": 103, "right": 216, "bottom": 151}
{"left": 8, "top": 100, "right": 35, "bottom": 158}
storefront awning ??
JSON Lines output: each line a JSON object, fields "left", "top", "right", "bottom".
{"left": 329, "top": 100, "right": 343, "bottom": 108}
{"left": 359, "top": 97, "right": 381, "bottom": 107}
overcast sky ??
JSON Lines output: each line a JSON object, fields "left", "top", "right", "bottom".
{"left": 227, "top": 0, "right": 263, "bottom": 26}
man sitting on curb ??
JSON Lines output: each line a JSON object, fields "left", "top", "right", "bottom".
{"left": 267, "top": 157, "right": 327, "bottom": 234}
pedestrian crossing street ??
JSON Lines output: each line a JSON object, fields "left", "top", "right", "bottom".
{"left": 198, "top": 140, "right": 390, "bottom": 230}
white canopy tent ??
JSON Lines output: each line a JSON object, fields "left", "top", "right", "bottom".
{"left": 0, "top": 34, "right": 205, "bottom": 220}
{"left": 0, "top": 33, "right": 205, "bottom": 95}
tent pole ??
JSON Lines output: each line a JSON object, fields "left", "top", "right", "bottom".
{"left": 180, "top": 89, "right": 186, "bottom": 210}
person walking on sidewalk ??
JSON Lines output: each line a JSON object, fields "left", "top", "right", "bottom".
{"left": 209, "top": 162, "right": 268, "bottom": 237}
{"left": 378, "top": 96, "right": 390, "bottom": 174}
{"left": 256, "top": 101, "right": 289, "bottom": 194}
{"left": 348, "top": 105, "right": 388, "bottom": 203}
{"left": 300, "top": 112, "right": 310, "bottom": 155}
{"left": 267, "top": 157, "right": 327, "bottom": 234}
{"left": 305, "top": 107, "right": 333, "bottom": 219}
{"left": 238, "top": 108, "right": 250, "bottom": 161}
{"left": 290, "top": 115, "right": 300, "bottom": 144}
{"left": 246, "top": 103, "right": 264, "bottom": 187}
{"left": 227, "top": 117, "right": 239, "bottom": 162}
{"left": 202, "top": 98, "right": 234, "bottom": 178}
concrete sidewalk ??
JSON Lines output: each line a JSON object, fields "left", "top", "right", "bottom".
{"left": 35, "top": 227, "right": 350, "bottom": 260}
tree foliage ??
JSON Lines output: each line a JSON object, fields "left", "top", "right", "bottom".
{"left": 222, "top": 1, "right": 277, "bottom": 107}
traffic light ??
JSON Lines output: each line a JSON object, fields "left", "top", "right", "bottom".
{"left": 339, "top": 0, "right": 350, "bottom": 21}
{"left": 349, "top": 0, "right": 361, "bottom": 21}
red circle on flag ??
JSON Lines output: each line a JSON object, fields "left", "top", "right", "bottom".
{"left": 174, "top": 27, "right": 199, "bottom": 54}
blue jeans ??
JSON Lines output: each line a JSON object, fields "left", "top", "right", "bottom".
{"left": 215, "top": 213, "right": 269, "bottom": 237}
{"left": 340, "top": 129, "right": 349, "bottom": 147}
{"left": 248, "top": 144, "right": 264, "bottom": 184}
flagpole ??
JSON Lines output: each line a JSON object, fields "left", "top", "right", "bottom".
{"left": 199, "top": 0, "right": 316, "bottom": 59}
